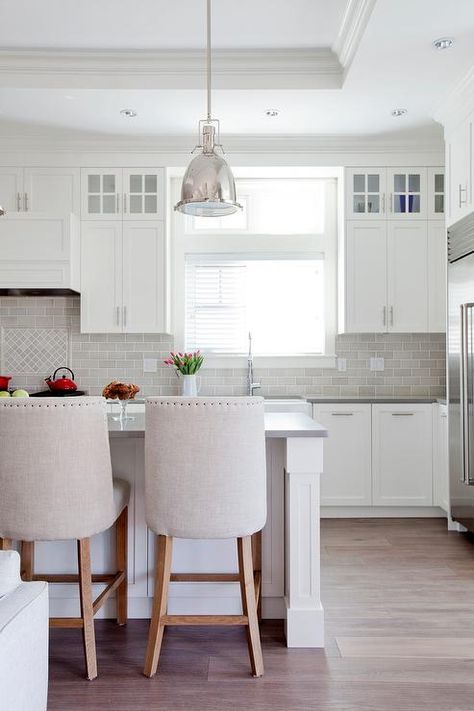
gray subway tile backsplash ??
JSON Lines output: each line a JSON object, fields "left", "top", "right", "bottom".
{"left": 0, "top": 295, "right": 446, "bottom": 398}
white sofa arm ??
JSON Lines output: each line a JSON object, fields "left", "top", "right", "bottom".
{"left": 0, "top": 551, "right": 49, "bottom": 711}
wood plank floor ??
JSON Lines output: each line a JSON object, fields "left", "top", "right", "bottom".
{"left": 48, "top": 519, "right": 474, "bottom": 710}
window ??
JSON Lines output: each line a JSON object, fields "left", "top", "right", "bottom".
{"left": 172, "top": 175, "right": 338, "bottom": 365}
{"left": 185, "top": 258, "right": 324, "bottom": 355}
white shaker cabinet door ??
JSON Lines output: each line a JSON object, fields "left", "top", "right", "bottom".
{"left": 0, "top": 167, "right": 23, "bottom": 213}
{"left": 122, "top": 221, "right": 166, "bottom": 333}
{"left": 81, "top": 169, "right": 123, "bottom": 219}
{"left": 387, "top": 220, "right": 428, "bottom": 332}
{"left": 433, "top": 404, "right": 449, "bottom": 512}
{"left": 80, "top": 221, "right": 123, "bottom": 333}
{"left": 24, "top": 167, "right": 80, "bottom": 214}
{"left": 122, "top": 169, "right": 164, "bottom": 221}
{"left": 346, "top": 220, "right": 387, "bottom": 332}
{"left": 427, "top": 221, "right": 447, "bottom": 333}
{"left": 372, "top": 404, "right": 433, "bottom": 506}
{"left": 314, "top": 403, "right": 372, "bottom": 506}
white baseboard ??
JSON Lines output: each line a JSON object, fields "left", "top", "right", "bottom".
{"left": 321, "top": 506, "right": 447, "bottom": 518}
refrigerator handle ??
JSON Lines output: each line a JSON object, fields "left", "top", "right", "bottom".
{"left": 461, "top": 303, "right": 474, "bottom": 484}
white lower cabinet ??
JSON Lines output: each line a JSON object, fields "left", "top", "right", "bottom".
{"left": 433, "top": 403, "right": 449, "bottom": 512}
{"left": 313, "top": 403, "right": 372, "bottom": 505}
{"left": 314, "top": 402, "right": 439, "bottom": 510}
{"left": 372, "top": 404, "right": 433, "bottom": 506}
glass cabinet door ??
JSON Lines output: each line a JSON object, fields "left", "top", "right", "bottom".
{"left": 387, "top": 168, "right": 426, "bottom": 219}
{"left": 81, "top": 169, "right": 122, "bottom": 219}
{"left": 123, "top": 169, "right": 164, "bottom": 220}
{"left": 346, "top": 169, "right": 386, "bottom": 219}
{"left": 427, "top": 168, "right": 445, "bottom": 220}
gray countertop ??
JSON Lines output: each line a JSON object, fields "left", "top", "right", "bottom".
{"left": 108, "top": 411, "right": 328, "bottom": 439}
{"left": 307, "top": 396, "right": 441, "bottom": 404}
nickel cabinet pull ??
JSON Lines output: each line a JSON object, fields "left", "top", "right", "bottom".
{"left": 123, "top": 305, "right": 127, "bottom": 328}
{"left": 389, "top": 192, "right": 393, "bottom": 212}
{"left": 383, "top": 305, "right": 387, "bottom": 326}
{"left": 382, "top": 193, "right": 386, "bottom": 213}
{"left": 16, "top": 192, "right": 21, "bottom": 211}
{"left": 24, "top": 192, "right": 28, "bottom": 211}
{"left": 391, "top": 412, "right": 414, "bottom": 416}
{"left": 123, "top": 193, "right": 127, "bottom": 213}
{"left": 331, "top": 412, "right": 354, "bottom": 416}
{"left": 390, "top": 305, "right": 394, "bottom": 326}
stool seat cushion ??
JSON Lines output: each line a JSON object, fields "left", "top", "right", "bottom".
{"left": 113, "top": 478, "right": 131, "bottom": 519}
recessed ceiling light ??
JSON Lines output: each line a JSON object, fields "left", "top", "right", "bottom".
{"left": 391, "top": 108, "right": 408, "bottom": 117}
{"left": 434, "top": 37, "right": 454, "bottom": 50}
{"left": 120, "top": 109, "right": 137, "bottom": 118}
{"left": 265, "top": 109, "right": 280, "bottom": 117}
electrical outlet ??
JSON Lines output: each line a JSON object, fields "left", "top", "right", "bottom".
{"left": 143, "top": 358, "right": 158, "bottom": 373}
{"left": 337, "top": 357, "right": 347, "bottom": 372}
{"left": 369, "top": 357, "right": 385, "bottom": 372}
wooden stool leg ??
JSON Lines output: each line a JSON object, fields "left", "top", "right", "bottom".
{"left": 144, "top": 535, "right": 173, "bottom": 678}
{"left": 238, "top": 536, "right": 264, "bottom": 678}
{"left": 116, "top": 506, "right": 128, "bottom": 626}
{"left": 0, "top": 538, "right": 12, "bottom": 550}
{"left": 77, "top": 538, "right": 97, "bottom": 681}
{"left": 21, "top": 541, "right": 34, "bottom": 581}
{"left": 252, "top": 530, "right": 262, "bottom": 621}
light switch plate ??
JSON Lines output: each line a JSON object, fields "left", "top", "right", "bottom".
{"left": 143, "top": 358, "right": 158, "bottom": 373}
{"left": 369, "top": 357, "right": 384, "bottom": 372}
{"left": 337, "top": 357, "right": 347, "bottom": 372}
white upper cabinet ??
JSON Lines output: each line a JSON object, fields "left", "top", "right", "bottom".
{"left": 345, "top": 168, "right": 386, "bottom": 219}
{"left": 446, "top": 114, "right": 473, "bottom": 226}
{"left": 80, "top": 221, "right": 123, "bottom": 333}
{"left": 428, "top": 221, "right": 447, "bottom": 332}
{"left": 24, "top": 167, "right": 80, "bottom": 214}
{"left": 0, "top": 167, "right": 79, "bottom": 214}
{"left": 81, "top": 169, "right": 123, "bottom": 219}
{"left": 313, "top": 403, "right": 372, "bottom": 506}
{"left": 372, "top": 404, "right": 433, "bottom": 506}
{"left": 386, "top": 168, "right": 426, "bottom": 219}
{"left": 122, "top": 170, "right": 164, "bottom": 220}
{"left": 122, "top": 222, "right": 166, "bottom": 332}
{"left": 81, "top": 168, "right": 164, "bottom": 220}
{"left": 0, "top": 168, "right": 23, "bottom": 212}
{"left": 387, "top": 221, "right": 428, "bottom": 332}
{"left": 426, "top": 168, "right": 445, "bottom": 221}
{"left": 346, "top": 220, "right": 387, "bottom": 332}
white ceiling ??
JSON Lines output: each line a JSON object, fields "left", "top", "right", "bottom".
{"left": 0, "top": 0, "right": 347, "bottom": 50}
{"left": 0, "top": 0, "right": 472, "bottom": 139}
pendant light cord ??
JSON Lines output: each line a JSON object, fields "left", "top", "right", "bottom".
{"left": 206, "top": 0, "right": 212, "bottom": 121}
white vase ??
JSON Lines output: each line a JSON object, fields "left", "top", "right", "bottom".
{"left": 181, "top": 374, "right": 201, "bottom": 397}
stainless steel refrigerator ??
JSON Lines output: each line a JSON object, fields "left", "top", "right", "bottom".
{"left": 449, "top": 213, "right": 474, "bottom": 531}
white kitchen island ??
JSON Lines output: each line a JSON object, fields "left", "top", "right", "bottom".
{"left": 38, "top": 409, "right": 327, "bottom": 648}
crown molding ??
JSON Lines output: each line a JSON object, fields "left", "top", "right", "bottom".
{"left": 0, "top": 47, "right": 343, "bottom": 90}
{"left": 333, "top": 0, "right": 376, "bottom": 71}
{"left": 433, "top": 64, "right": 474, "bottom": 132}
{"left": 0, "top": 132, "right": 444, "bottom": 157}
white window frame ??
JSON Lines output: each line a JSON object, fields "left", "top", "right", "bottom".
{"left": 170, "top": 176, "right": 338, "bottom": 368}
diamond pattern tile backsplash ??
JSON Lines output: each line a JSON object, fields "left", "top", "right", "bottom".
{"left": 2, "top": 327, "right": 69, "bottom": 376}
{"left": 0, "top": 296, "right": 446, "bottom": 397}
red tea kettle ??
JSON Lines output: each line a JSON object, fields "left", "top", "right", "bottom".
{"left": 45, "top": 367, "right": 78, "bottom": 392}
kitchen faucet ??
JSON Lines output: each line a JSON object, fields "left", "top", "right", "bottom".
{"left": 247, "top": 332, "right": 261, "bottom": 396}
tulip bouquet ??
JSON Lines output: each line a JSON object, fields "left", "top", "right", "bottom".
{"left": 164, "top": 351, "right": 204, "bottom": 375}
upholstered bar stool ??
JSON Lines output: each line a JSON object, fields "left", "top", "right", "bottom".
{"left": 144, "top": 396, "right": 267, "bottom": 678}
{"left": 0, "top": 396, "right": 130, "bottom": 680}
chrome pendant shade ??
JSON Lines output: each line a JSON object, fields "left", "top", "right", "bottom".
{"left": 174, "top": 0, "right": 241, "bottom": 217}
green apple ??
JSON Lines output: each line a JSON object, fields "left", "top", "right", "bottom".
{"left": 12, "top": 389, "right": 29, "bottom": 397}
{"left": 0, "top": 391, "right": 10, "bottom": 397}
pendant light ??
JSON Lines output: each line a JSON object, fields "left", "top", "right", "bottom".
{"left": 174, "top": 0, "right": 241, "bottom": 217}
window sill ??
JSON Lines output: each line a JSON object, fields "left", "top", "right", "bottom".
{"left": 202, "top": 354, "right": 337, "bottom": 369}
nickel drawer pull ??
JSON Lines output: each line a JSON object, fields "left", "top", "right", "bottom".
{"left": 391, "top": 412, "right": 414, "bottom": 416}
{"left": 331, "top": 412, "right": 354, "bottom": 416}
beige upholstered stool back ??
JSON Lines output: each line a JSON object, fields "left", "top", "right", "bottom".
{"left": 145, "top": 397, "right": 266, "bottom": 539}
{"left": 0, "top": 397, "right": 116, "bottom": 541}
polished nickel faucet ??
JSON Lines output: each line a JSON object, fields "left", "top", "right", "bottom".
{"left": 247, "top": 332, "right": 261, "bottom": 396}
